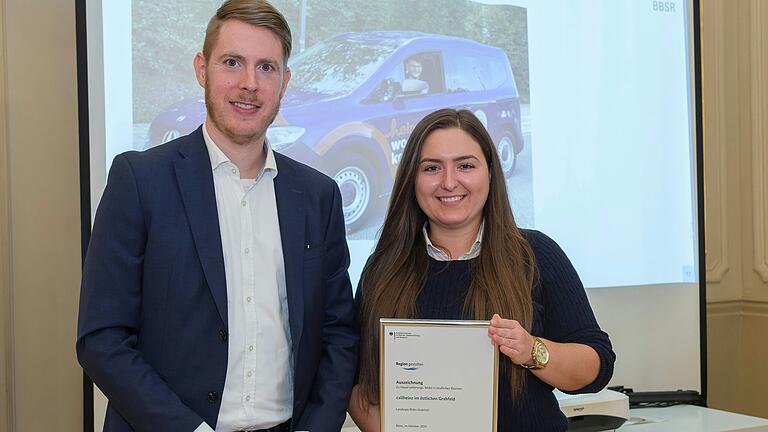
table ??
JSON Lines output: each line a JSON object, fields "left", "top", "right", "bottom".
{"left": 340, "top": 405, "right": 768, "bottom": 431}
{"left": 620, "top": 405, "right": 768, "bottom": 431}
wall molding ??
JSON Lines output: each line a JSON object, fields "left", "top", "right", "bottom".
{"left": 0, "top": 0, "right": 16, "bottom": 428}
{"left": 708, "top": 299, "right": 768, "bottom": 318}
{"left": 752, "top": 0, "right": 768, "bottom": 283}
{"left": 4, "top": 0, "right": 83, "bottom": 427}
{"left": 706, "top": 0, "right": 768, "bottom": 419}
{"left": 707, "top": 300, "right": 743, "bottom": 317}
{"left": 704, "top": 0, "right": 730, "bottom": 283}
{"left": 741, "top": 299, "right": 768, "bottom": 317}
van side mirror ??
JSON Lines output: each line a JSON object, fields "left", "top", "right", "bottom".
{"left": 365, "top": 78, "right": 401, "bottom": 104}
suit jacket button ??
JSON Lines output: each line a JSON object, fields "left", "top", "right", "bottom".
{"left": 219, "top": 329, "right": 228, "bottom": 342}
{"left": 207, "top": 391, "right": 218, "bottom": 403}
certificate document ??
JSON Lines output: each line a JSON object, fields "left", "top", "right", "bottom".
{"left": 380, "top": 319, "right": 498, "bottom": 432}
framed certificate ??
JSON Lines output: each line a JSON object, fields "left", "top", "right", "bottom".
{"left": 379, "top": 319, "right": 499, "bottom": 432}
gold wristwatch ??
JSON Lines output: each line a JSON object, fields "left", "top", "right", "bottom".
{"left": 521, "top": 336, "right": 549, "bottom": 370}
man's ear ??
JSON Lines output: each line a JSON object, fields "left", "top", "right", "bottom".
{"left": 193, "top": 52, "right": 207, "bottom": 88}
{"left": 280, "top": 66, "right": 292, "bottom": 97}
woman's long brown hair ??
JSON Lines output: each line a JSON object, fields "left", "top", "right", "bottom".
{"left": 357, "top": 109, "right": 536, "bottom": 406}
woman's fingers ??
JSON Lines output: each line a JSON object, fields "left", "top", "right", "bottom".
{"left": 488, "top": 314, "right": 534, "bottom": 365}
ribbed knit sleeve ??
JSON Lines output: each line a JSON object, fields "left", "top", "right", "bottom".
{"left": 523, "top": 229, "right": 616, "bottom": 394}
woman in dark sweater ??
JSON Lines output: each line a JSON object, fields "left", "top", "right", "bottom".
{"left": 348, "top": 109, "right": 615, "bottom": 431}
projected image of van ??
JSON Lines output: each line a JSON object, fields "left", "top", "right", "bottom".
{"left": 145, "top": 32, "right": 530, "bottom": 235}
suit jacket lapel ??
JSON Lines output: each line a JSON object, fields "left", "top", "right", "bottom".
{"left": 174, "top": 128, "right": 228, "bottom": 327}
{"left": 274, "top": 153, "right": 305, "bottom": 355}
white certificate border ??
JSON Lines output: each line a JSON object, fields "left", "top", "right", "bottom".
{"left": 379, "top": 318, "right": 499, "bottom": 432}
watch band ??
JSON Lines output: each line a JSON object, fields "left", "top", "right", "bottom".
{"left": 520, "top": 336, "right": 547, "bottom": 370}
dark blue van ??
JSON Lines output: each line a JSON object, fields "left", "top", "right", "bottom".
{"left": 147, "top": 32, "right": 525, "bottom": 232}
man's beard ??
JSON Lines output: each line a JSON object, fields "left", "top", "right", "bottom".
{"left": 205, "top": 87, "right": 281, "bottom": 146}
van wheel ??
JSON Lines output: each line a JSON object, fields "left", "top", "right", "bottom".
{"left": 497, "top": 134, "right": 518, "bottom": 178}
{"left": 162, "top": 129, "right": 182, "bottom": 144}
{"left": 328, "top": 156, "right": 377, "bottom": 233}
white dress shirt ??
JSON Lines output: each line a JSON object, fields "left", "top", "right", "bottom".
{"left": 195, "top": 124, "right": 293, "bottom": 432}
{"left": 423, "top": 221, "right": 484, "bottom": 261}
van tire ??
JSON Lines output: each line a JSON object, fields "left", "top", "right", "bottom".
{"left": 326, "top": 155, "right": 378, "bottom": 233}
{"left": 497, "top": 133, "right": 518, "bottom": 178}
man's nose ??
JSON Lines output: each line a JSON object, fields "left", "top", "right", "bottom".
{"left": 240, "top": 68, "right": 259, "bottom": 92}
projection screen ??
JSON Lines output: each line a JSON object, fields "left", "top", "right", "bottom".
{"left": 78, "top": 0, "right": 704, "bottom": 429}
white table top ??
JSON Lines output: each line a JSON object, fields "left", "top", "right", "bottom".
{"left": 341, "top": 404, "right": 768, "bottom": 431}
{"left": 620, "top": 405, "right": 768, "bottom": 431}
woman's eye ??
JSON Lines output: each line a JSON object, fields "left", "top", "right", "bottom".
{"left": 423, "top": 165, "right": 439, "bottom": 172}
{"left": 458, "top": 163, "right": 475, "bottom": 170}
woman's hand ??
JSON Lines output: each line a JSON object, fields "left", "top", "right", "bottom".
{"left": 487, "top": 313, "right": 534, "bottom": 366}
{"left": 488, "top": 313, "right": 602, "bottom": 391}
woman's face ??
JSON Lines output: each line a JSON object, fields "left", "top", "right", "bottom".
{"left": 415, "top": 127, "right": 490, "bottom": 234}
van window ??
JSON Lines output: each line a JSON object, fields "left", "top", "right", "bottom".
{"left": 446, "top": 53, "right": 508, "bottom": 92}
{"left": 290, "top": 39, "right": 399, "bottom": 96}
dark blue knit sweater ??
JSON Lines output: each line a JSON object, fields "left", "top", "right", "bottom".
{"left": 414, "top": 229, "right": 615, "bottom": 431}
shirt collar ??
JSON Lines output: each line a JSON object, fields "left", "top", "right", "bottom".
{"left": 202, "top": 122, "right": 278, "bottom": 178}
{"left": 423, "top": 220, "right": 485, "bottom": 261}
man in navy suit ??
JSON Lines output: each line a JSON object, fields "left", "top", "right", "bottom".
{"left": 76, "top": 1, "right": 357, "bottom": 431}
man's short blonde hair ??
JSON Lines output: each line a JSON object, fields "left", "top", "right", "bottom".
{"left": 203, "top": 0, "right": 292, "bottom": 65}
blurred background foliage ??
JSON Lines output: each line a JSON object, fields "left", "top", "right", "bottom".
{"left": 133, "top": 0, "right": 529, "bottom": 122}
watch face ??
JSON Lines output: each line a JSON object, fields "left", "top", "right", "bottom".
{"left": 535, "top": 341, "right": 549, "bottom": 364}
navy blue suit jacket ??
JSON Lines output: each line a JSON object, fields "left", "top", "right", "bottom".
{"left": 76, "top": 127, "right": 358, "bottom": 432}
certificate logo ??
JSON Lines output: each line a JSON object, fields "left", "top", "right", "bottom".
{"left": 395, "top": 361, "right": 424, "bottom": 371}
{"left": 389, "top": 330, "right": 422, "bottom": 342}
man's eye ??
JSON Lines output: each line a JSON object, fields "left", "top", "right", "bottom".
{"left": 224, "top": 59, "right": 239, "bottom": 67}
{"left": 259, "top": 63, "right": 275, "bottom": 72}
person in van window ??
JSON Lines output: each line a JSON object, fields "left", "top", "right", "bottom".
{"left": 402, "top": 57, "right": 430, "bottom": 95}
